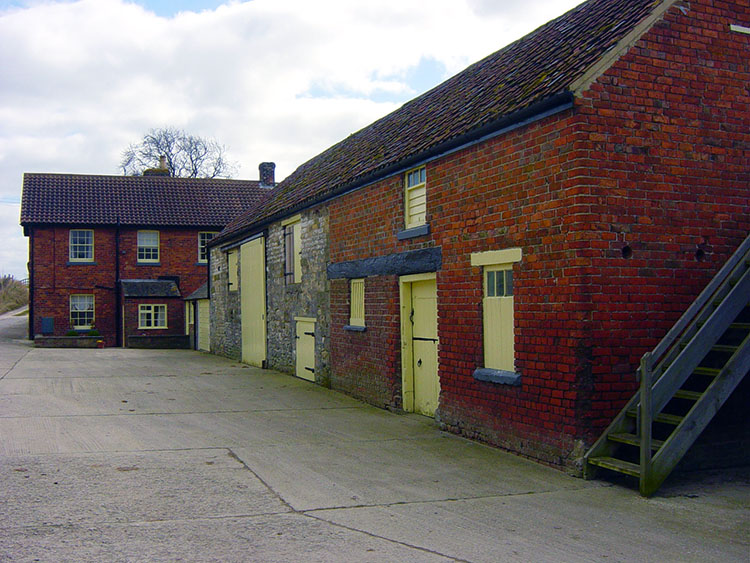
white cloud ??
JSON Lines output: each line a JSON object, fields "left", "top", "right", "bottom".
{"left": 0, "top": 0, "right": 583, "bottom": 278}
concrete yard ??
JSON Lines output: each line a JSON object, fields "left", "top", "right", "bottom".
{"left": 1, "top": 311, "right": 748, "bottom": 562}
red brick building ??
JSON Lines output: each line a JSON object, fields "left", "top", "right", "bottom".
{"left": 212, "top": 0, "right": 749, "bottom": 488}
{"left": 21, "top": 171, "right": 269, "bottom": 347}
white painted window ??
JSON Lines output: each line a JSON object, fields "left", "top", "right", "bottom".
{"left": 139, "top": 304, "right": 167, "bottom": 329}
{"left": 70, "top": 294, "right": 94, "bottom": 329}
{"left": 349, "top": 278, "right": 365, "bottom": 327}
{"left": 137, "top": 230, "right": 160, "bottom": 263}
{"left": 405, "top": 166, "right": 427, "bottom": 229}
{"left": 69, "top": 229, "right": 94, "bottom": 262}
{"left": 198, "top": 232, "right": 217, "bottom": 263}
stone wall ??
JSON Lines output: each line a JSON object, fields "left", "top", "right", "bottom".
{"left": 266, "top": 206, "right": 331, "bottom": 385}
{"left": 209, "top": 205, "right": 330, "bottom": 385}
{"left": 209, "top": 245, "right": 242, "bottom": 359}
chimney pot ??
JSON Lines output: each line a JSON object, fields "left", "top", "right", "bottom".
{"left": 259, "top": 162, "right": 275, "bottom": 188}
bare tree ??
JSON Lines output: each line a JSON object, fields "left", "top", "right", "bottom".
{"left": 120, "top": 127, "right": 237, "bottom": 178}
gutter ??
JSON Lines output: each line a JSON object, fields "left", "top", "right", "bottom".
{"left": 211, "top": 91, "right": 574, "bottom": 247}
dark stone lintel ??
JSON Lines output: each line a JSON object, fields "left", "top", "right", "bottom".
{"left": 327, "top": 247, "right": 442, "bottom": 279}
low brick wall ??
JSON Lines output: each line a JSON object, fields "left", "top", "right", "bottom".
{"left": 34, "top": 335, "right": 102, "bottom": 348}
{"left": 127, "top": 335, "right": 191, "bottom": 349}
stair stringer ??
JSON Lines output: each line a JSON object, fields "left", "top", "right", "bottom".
{"left": 642, "top": 333, "right": 750, "bottom": 496}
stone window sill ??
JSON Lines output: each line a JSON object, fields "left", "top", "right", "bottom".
{"left": 67, "top": 261, "right": 97, "bottom": 266}
{"left": 473, "top": 367, "right": 521, "bottom": 386}
{"left": 397, "top": 223, "right": 430, "bottom": 240}
{"left": 344, "top": 325, "right": 366, "bottom": 332}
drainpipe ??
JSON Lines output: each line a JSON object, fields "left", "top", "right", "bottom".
{"left": 115, "top": 217, "right": 122, "bottom": 347}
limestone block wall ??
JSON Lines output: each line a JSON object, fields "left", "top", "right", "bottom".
{"left": 265, "top": 205, "right": 331, "bottom": 385}
{"left": 209, "top": 245, "right": 241, "bottom": 359}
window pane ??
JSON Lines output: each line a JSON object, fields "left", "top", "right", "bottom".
{"left": 70, "top": 295, "right": 94, "bottom": 328}
{"left": 70, "top": 230, "right": 93, "bottom": 260}
{"left": 487, "top": 271, "right": 496, "bottom": 297}
{"left": 498, "top": 271, "right": 507, "bottom": 297}
{"left": 505, "top": 271, "right": 513, "bottom": 296}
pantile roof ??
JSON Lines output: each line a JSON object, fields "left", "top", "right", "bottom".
{"left": 21, "top": 173, "right": 268, "bottom": 228}
{"left": 215, "top": 0, "right": 666, "bottom": 244}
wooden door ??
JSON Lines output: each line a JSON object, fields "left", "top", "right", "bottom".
{"left": 295, "top": 318, "right": 316, "bottom": 382}
{"left": 411, "top": 279, "right": 439, "bottom": 416}
{"left": 197, "top": 299, "right": 210, "bottom": 352}
{"left": 240, "top": 237, "right": 266, "bottom": 367}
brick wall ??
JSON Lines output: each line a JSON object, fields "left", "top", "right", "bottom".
{"left": 122, "top": 296, "right": 185, "bottom": 340}
{"left": 30, "top": 226, "right": 118, "bottom": 345}
{"left": 30, "top": 225, "right": 211, "bottom": 347}
{"left": 330, "top": 275, "right": 402, "bottom": 408}
{"left": 327, "top": 0, "right": 750, "bottom": 471}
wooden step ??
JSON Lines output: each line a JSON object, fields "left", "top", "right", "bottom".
{"left": 674, "top": 389, "right": 702, "bottom": 401}
{"left": 712, "top": 344, "right": 738, "bottom": 354}
{"left": 627, "top": 410, "right": 683, "bottom": 425}
{"left": 693, "top": 366, "right": 720, "bottom": 377}
{"left": 608, "top": 432, "right": 664, "bottom": 450}
{"left": 729, "top": 322, "right": 750, "bottom": 331}
{"left": 587, "top": 456, "right": 640, "bottom": 477}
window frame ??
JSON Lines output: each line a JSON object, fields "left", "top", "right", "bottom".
{"left": 470, "top": 248, "right": 522, "bottom": 378}
{"left": 227, "top": 249, "right": 238, "bottom": 290}
{"left": 137, "top": 230, "right": 160, "bottom": 263}
{"left": 282, "top": 216, "right": 302, "bottom": 285}
{"left": 70, "top": 294, "right": 95, "bottom": 329}
{"left": 349, "top": 278, "right": 365, "bottom": 327}
{"left": 69, "top": 229, "right": 94, "bottom": 263}
{"left": 404, "top": 165, "right": 427, "bottom": 229}
{"left": 138, "top": 304, "right": 168, "bottom": 329}
{"left": 198, "top": 232, "right": 218, "bottom": 264}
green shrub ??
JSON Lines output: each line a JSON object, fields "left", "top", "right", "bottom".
{"left": 0, "top": 276, "right": 29, "bottom": 315}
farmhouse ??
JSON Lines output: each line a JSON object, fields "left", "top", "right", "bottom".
{"left": 21, "top": 165, "right": 272, "bottom": 348}
{"left": 218, "top": 0, "right": 750, "bottom": 493}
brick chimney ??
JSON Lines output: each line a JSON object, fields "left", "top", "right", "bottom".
{"left": 259, "top": 162, "right": 275, "bottom": 188}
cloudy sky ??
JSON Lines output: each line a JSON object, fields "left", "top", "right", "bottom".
{"left": 0, "top": 0, "right": 583, "bottom": 279}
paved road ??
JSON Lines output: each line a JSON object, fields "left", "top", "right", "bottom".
{"left": 0, "top": 312, "right": 748, "bottom": 562}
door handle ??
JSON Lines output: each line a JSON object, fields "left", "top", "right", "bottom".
{"left": 417, "top": 358, "right": 422, "bottom": 367}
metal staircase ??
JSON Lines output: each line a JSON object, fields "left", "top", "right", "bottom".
{"left": 584, "top": 234, "right": 750, "bottom": 496}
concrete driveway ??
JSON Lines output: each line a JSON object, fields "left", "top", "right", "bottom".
{"left": 1, "top": 312, "right": 748, "bottom": 562}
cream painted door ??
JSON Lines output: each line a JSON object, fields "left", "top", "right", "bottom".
{"left": 295, "top": 318, "right": 315, "bottom": 382}
{"left": 197, "top": 299, "right": 210, "bottom": 352}
{"left": 241, "top": 237, "right": 266, "bottom": 367}
{"left": 411, "top": 279, "right": 439, "bottom": 416}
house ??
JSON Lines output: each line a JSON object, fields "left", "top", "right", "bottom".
{"left": 20, "top": 164, "right": 273, "bottom": 347}
{"left": 211, "top": 0, "right": 749, "bottom": 492}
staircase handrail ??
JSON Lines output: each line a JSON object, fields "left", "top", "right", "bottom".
{"left": 644, "top": 234, "right": 750, "bottom": 375}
